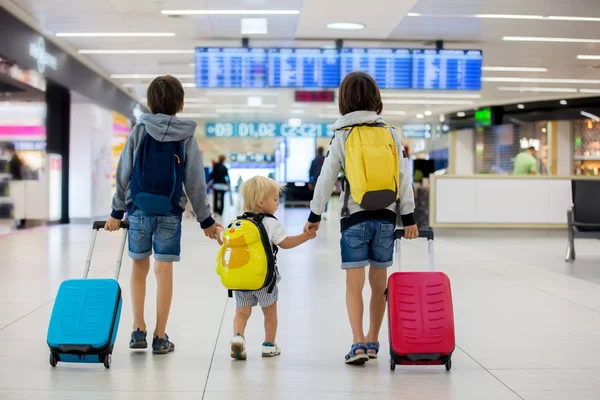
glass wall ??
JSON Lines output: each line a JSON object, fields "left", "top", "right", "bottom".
{"left": 573, "top": 119, "right": 600, "bottom": 176}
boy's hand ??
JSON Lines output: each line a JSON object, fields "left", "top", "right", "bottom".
{"left": 403, "top": 224, "right": 419, "bottom": 240}
{"left": 104, "top": 217, "right": 121, "bottom": 232}
{"left": 305, "top": 228, "right": 317, "bottom": 240}
{"left": 304, "top": 221, "right": 320, "bottom": 235}
{"left": 203, "top": 222, "right": 224, "bottom": 244}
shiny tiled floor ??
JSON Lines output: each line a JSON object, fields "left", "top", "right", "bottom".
{"left": 1, "top": 202, "right": 600, "bottom": 399}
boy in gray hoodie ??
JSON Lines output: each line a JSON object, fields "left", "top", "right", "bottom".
{"left": 105, "top": 75, "right": 221, "bottom": 354}
{"left": 304, "top": 72, "right": 418, "bottom": 364}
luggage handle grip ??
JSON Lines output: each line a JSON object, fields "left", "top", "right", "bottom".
{"left": 93, "top": 220, "right": 129, "bottom": 230}
{"left": 395, "top": 228, "right": 434, "bottom": 241}
{"left": 58, "top": 344, "right": 93, "bottom": 353}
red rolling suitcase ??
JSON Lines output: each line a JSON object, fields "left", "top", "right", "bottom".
{"left": 387, "top": 228, "right": 455, "bottom": 372}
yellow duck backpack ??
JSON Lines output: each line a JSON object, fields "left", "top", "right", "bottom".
{"left": 216, "top": 213, "right": 278, "bottom": 296}
{"left": 341, "top": 124, "right": 400, "bottom": 217}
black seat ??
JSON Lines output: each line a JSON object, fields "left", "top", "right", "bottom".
{"left": 565, "top": 179, "right": 600, "bottom": 261}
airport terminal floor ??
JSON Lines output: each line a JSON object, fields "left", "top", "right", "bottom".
{"left": 1, "top": 204, "right": 600, "bottom": 400}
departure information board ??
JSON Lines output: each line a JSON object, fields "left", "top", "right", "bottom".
{"left": 341, "top": 48, "right": 412, "bottom": 89}
{"left": 268, "top": 49, "right": 340, "bottom": 88}
{"left": 195, "top": 48, "right": 267, "bottom": 88}
{"left": 412, "top": 49, "right": 483, "bottom": 90}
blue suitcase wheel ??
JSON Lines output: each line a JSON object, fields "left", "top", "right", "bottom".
{"left": 49, "top": 352, "right": 58, "bottom": 367}
{"left": 103, "top": 354, "right": 111, "bottom": 369}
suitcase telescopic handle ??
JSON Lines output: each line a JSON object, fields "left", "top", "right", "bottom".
{"left": 83, "top": 221, "right": 129, "bottom": 280}
{"left": 394, "top": 228, "right": 435, "bottom": 272}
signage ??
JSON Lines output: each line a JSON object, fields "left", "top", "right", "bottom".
{"left": 195, "top": 48, "right": 267, "bottom": 88}
{"left": 341, "top": 48, "right": 412, "bottom": 89}
{"left": 520, "top": 137, "right": 541, "bottom": 150}
{"left": 268, "top": 48, "right": 340, "bottom": 88}
{"left": 48, "top": 153, "right": 62, "bottom": 222}
{"left": 29, "top": 37, "right": 57, "bottom": 74}
{"left": 412, "top": 49, "right": 482, "bottom": 90}
{"left": 475, "top": 107, "right": 492, "bottom": 127}
{"left": 12, "top": 141, "right": 47, "bottom": 151}
{"left": 294, "top": 90, "right": 335, "bottom": 103}
{"left": 402, "top": 123, "right": 432, "bottom": 139}
{"left": 205, "top": 122, "right": 334, "bottom": 138}
{"left": 230, "top": 152, "right": 275, "bottom": 163}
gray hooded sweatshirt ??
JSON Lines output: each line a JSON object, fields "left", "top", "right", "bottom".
{"left": 110, "top": 113, "right": 214, "bottom": 228}
{"left": 308, "top": 111, "right": 415, "bottom": 231}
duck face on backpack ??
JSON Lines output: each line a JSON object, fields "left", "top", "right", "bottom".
{"left": 216, "top": 214, "right": 277, "bottom": 292}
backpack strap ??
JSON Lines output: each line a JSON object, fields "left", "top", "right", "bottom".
{"left": 340, "top": 126, "right": 355, "bottom": 219}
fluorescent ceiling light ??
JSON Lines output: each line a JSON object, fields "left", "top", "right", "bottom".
{"left": 424, "top": 110, "right": 432, "bottom": 116}
{"left": 161, "top": 9, "right": 300, "bottom": 15}
{"left": 247, "top": 96, "right": 263, "bottom": 107}
{"left": 177, "top": 113, "right": 220, "bottom": 118}
{"left": 483, "top": 77, "right": 600, "bottom": 84}
{"left": 204, "top": 91, "right": 279, "bottom": 96}
{"left": 384, "top": 99, "right": 474, "bottom": 105}
{"left": 326, "top": 22, "right": 365, "bottom": 30}
{"left": 380, "top": 92, "right": 481, "bottom": 99}
{"left": 482, "top": 66, "right": 547, "bottom": 72}
{"left": 57, "top": 32, "right": 175, "bottom": 37}
{"left": 457, "top": 112, "right": 466, "bottom": 117}
{"left": 581, "top": 111, "right": 600, "bottom": 121}
{"left": 580, "top": 88, "right": 600, "bottom": 93}
{"left": 406, "top": 13, "right": 600, "bottom": 22}
{"left": 577, "top": 55, "right": 600, "bottom": 60}
{"left": 517, "top": 104, "right": 525, "bottom": 109}
{"left": 498, "top": 86, "right": 578, "bottom": 93}
{"left": 504, "top": 36, "right": 600, "bottom": 44}
{"left": 241, "top": 18, "right": 268, "bottom": 34}
{"left": 111, "top": 74, "right": 194, "bottom": 79}
{"left": 79, "top": 49, "right": 194, "bottom": 54}
{"left": 288, "top": 118, "right": 302, "bottom": 127}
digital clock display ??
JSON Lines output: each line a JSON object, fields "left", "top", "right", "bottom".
{"left": 294, "top": 91, "right": 335, "bottom": 102}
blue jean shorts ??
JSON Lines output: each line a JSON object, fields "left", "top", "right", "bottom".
{"left": 128, "top": 209, "right": 182, "bottom": 262}
{"left": 340, "top": 220, "right": 395, "bottom": 269}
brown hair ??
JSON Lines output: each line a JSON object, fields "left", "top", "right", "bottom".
{"left": 218, "top": 154, "right": 226, "bottom": 163}
{"left": 146, "top": 75, "right": 185, "bottom": 116}
{"left": 338, "top": 72, "right": 383, "bottom": 116}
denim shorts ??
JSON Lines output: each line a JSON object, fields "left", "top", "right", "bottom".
{"left": 128, "top": 209, "right": 182, "bottom": 262}
{"left": 340, "top": 220, "right": 395, "bottom": 269}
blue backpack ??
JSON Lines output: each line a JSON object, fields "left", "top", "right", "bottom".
{"left": 130, "top": 126, "right": 185, "bottom": 215}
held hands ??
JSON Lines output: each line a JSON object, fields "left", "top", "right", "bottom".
{"left": 104, "top": 216, "right": 121, "bottom": 232}
{"left": 403, "top": 224, "right": 419, "bottom": 240}
{"left": 303, "top": 221, "right": 320, "bottom": 239}
{"left": 203, "top": 222, "right": 224, "bottom": 245}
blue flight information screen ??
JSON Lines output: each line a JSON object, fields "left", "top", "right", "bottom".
{"left": 195, "top": 48, "right": 267, "bottom": 88}
{"left": 268, "top": 49, "right": 340, "bottom": 88}
{"left": 412, "top": 49, "right": 483, "bottom": 90}
{"left": 341, "top": 48, "right": 412, "bottom": 89}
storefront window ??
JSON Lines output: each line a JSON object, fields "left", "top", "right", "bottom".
{"left": 573, "top": 119, "right": 600, "bottom": 176}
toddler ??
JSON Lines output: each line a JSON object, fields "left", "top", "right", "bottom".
{"left": 228, "top": 176, "right": 315, "bottom": 359}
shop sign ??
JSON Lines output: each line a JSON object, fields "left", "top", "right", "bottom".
{"left": 29, "top": 37, "right": 58, "bottom": 74}
{"left": 520, "top": 137, "right": 540, "bottom": 150}
{"left": 402, "top": 123, "right": 432, "bottom": 139}
{"left": 230, "top": 152, "right": 275, "bottom": 163}
{"left": 206, "top": 122, "right": 334, "bottom": 138}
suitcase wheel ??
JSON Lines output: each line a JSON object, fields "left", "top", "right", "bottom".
{"left": 49, "top": 352, "right": 58, "bottom": 367}
{"left": 445, "top": 358, "right": 452, "bottom": 371}
{"left": 390, "top": 358, "right": 396, "bottom": 372}
{"left": 103, "top": 354, "right": 112, "bottom": 369}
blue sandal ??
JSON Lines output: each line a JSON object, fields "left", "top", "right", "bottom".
{"left": 366, "top": 342, "right": 380, "bottom": 359}
{"left": 345, "top": 342, "right": 369, "bottom": 365}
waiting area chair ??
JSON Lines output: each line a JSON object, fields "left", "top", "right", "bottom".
{"left": 565, "top": 179, "right": 600, "bottom": 261}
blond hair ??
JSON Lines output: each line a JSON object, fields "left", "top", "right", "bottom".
{"left": 240, "top": 176, "right": 282, "bottom": 214}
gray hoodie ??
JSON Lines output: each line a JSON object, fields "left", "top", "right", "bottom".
{"left": 308, "top": 111, "right": 415, "bottom": 230}
{"left": 110, "top": 113, "right": 214, "bottom": 228}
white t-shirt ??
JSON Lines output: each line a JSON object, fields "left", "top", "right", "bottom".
{"left": 261, "top": 217, "right": 288, "bottom": 246}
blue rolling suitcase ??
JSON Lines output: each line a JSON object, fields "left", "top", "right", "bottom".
{"left": 47, "top": 221, "right": 128, "bottom": 369}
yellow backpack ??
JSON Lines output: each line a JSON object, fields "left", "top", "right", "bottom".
{"left": 216, "top": 213, "right": 277, "bottom": 295}
{"left": 342, "top": 124, "right": 400, "bottom": 216}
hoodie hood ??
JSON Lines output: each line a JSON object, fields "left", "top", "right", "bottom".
{"left": 332, "top": 111, "right": 386, "bottom": 130}
{"left": 140, "top": 113, "right": 197, "bottom": 142}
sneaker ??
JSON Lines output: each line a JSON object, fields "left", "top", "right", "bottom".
{"left": 129, "top": 329, "right": 147, "bottom": 349}
{"left": 152, "top": 334, "right": 175, "bottom": 355}
{"left": 230, "top": 334, "right": 247, "bottom": 360}
{"left": 261, "top": 342, "right": 281, "bottom": 357}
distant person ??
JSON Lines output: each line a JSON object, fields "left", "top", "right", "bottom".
{"left": 304, "top": 71, "right": 418, "bottom": 365}
{"left": 228, "top": 176, "right": 315, "bottom": 360}
{"left": 6, "top": 144, "right": 22, "bottom": 181}
{"left": 210, "top": 155, "right": 230, "bottom": 217}
{"left": 105, "top": 75, "right": 222, "bottom": 355}
{"left": 513, "top": 146, "right": 538, "bottom": 175}
{"left": 309, "top": 147, "right": 328, "bottom": 217}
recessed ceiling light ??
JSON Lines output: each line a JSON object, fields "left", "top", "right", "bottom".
{"left": 326, "top": 22, "right": 365, "bottom": 30}
{"left": 483, "top": 77, "right": 600, "bottom": 84}
{"left": 79, "top": 49, "right": 194, "bottom": 54}
{"left": 288, "top": 118, "right": 302, "bottom": 127}
{"left": 498, "top": 86, "right": 579, "bottom": 93}
{"left": 560, "top": 100, "right": 568, "bottom": 105}
{"left": 416, "top": 114, "right": 425, "bottom": 119}
{"left": 517, "top": 104, "right": 525, "bottom": 109}
{"left": 57, "top": 32, "right": 175, "bottom": 37}
{"left": 503, "top": 36, "right": 600, "bottom": 44}
{"left": 111, "top": 74, "right": 194, "bottom": 79}
{"left": 482, "top": 66, "right": 548, "bottom": 72}
{"left": 380, "top": 93, "right": 481, "bottom": 99}
{"left": 241, "top": 18, "right": 268, "bottom": 35}
{"left": 405, "top": 13, "right": 600, "bottom": 22}
{"left": 542, "top": 128, "right": 547, "bottom": 133}
{"left": 161, "top": 9, "right": 300, "bottom": 15}
{"left": 424, "top": 110, "right": 432, "bottom": 116}
{"left": 457, "top": 112, "right": 466, "bottom": 117}
{"left": 580, "top": 88, "right": 600, "bottom": 93}
{"left": 385, "top": 99, "right": 474, "bottom": 105}
{"left": 577, "top": 55, "right": 600, "bottom": 60}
